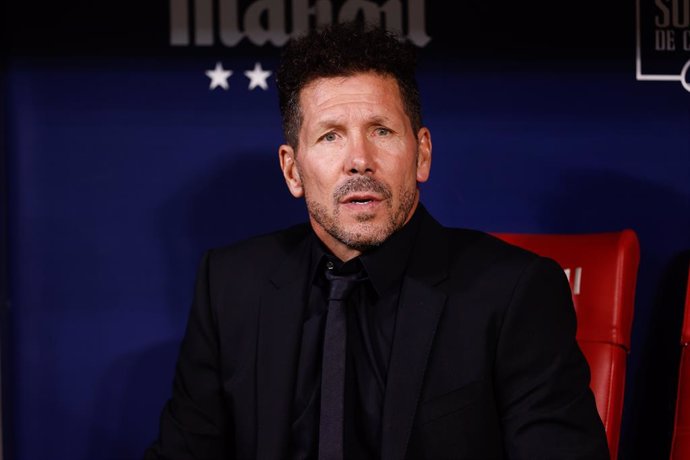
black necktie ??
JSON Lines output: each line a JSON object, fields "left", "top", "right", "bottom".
{"left": 318, "top": 263, "right": 367, "bottom": 460}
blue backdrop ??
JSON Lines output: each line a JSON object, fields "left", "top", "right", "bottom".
{"left": 3, "top": 1, "right": 690, "bottom": 459}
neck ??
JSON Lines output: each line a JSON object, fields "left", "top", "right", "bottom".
{"left": 312, "top": 227, "right": 363, "bottom": 262}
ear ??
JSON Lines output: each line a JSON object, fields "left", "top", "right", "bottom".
{"left": 279, "top": 144, "right": 304, "bottom": 198}
{"left": 415, "top": 127, "right": 432, "bottom": 183}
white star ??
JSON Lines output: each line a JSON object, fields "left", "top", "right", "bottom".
{"left": 244, "top": 62, "right": 272, "bottom": 91}
{"left": 206, "top": 62, "right": 232, "bottom": 90}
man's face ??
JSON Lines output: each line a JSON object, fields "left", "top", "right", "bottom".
{"left": 279, "top": 72, "right": 432, "bottom": 261}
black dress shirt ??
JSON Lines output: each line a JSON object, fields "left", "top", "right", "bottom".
{"left": 291, "top": 206, "right": 424, "bottom": 459}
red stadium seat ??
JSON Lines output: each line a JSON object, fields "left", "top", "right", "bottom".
{"left": 493, "top": 229, "right": 640, "bottom": 460}
{"left": 670, "top": 263, "right": 690, "bottom": 460}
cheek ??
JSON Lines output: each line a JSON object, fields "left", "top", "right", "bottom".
{"left": 298, "top": 165, "right": 334, "bottom": 197}
{"left": 395, "top": 159, "right": 423, "bottom": 186}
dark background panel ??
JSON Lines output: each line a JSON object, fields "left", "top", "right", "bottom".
{"left": 6, "top": 0, "right": 632, "bottom": 58}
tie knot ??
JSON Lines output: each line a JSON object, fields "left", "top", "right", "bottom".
{"left": 325, "top": 266, "right": 367, "bottom": 301}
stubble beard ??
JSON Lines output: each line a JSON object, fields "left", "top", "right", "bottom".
{"left": 305, "top": 175, "right": 418, "bottom": 252}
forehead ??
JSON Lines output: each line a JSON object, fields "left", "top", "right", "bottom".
{"left": 299, "top": 73, "right": 406, "bottom": 120}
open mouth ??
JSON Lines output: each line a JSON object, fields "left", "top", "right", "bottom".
{"left": 343, "top": 194, "right": 380, "bottom": 205}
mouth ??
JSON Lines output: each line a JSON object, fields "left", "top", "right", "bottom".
{"left": 341, "top": 193, "right": 381, "bottom": 206}
{"left": 334, "top": 176, "right": 392, "bottom": 212}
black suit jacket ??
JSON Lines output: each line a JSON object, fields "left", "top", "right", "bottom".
{"left": 145, "top": 207, "right": 609, "bottom": 459}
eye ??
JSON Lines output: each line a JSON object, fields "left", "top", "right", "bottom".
{"left": 374, "top": 127, "right": 391, "bottom": 136}
{"left": 321, "top": 132, "right": 337, "bottom": 142}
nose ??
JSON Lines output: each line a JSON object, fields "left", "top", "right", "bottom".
{"left": 345, "top": 134, "right": 375, "bottom": 175}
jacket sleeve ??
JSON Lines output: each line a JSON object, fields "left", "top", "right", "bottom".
{"left": 494, "top": 256, "right": 610, "bottom": 460}
{"left": 144, "top": 250, "right": 233, "bottom": 459}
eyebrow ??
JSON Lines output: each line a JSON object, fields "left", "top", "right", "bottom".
{"left": 313, "top": 118, "right": 345, "bottom": 132}
{"left": 367, "top": 115, "right": 393, "bottom": 126}
{"left": 314, "top": 114, "right": 393, "bottom": 131}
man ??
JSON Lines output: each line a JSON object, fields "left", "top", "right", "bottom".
{"left": 145, "top": 21, "right": 609, "bottom": 459}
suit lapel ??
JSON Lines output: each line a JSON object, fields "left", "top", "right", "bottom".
{"left": 381, "top": 210, "right": 449, "bottom": 460}
{"left": 256, "top": 235, "right": 311, "bottom": 460}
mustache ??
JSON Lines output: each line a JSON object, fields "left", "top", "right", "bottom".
{"left": 334, "top": 176, "right": 392, "bottom": 201}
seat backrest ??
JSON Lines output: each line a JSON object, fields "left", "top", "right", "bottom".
{"left": 493, "top": 229, "right": 640, "bottom": 460}
{"left": 670, "top": 263, "right": 690, "bottom": 460}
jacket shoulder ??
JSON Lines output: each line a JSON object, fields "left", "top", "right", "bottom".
{"left": 440, "top": 226, "right": 567, "bottom": 292}
{"left": 201, "top": 223, "right": 312, "bottom": 278}
{"left": 444, "top": 227, "right": 543, "bottom": 267}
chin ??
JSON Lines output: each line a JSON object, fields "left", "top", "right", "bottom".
{"left": 342, "top": 236, "right": 385, "bottom": 252}
{"left": 338, "top": 223, "right": 394, "bottom": 250}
